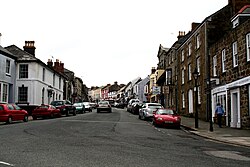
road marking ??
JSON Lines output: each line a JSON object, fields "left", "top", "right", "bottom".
{"left": 0, "top": 161, "right": 14, "bottom": 166}
{"left": 63, "top": 120, "right": 147, "bottom": 125}
{"left": 204, "top": 151, "right": 250, "bottom": 161}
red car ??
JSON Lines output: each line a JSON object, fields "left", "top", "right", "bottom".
{"left": 32, "top": 104, "right": 61, "bottom": 120}
{"left": 152, "top": 108, "right": 181, "bottom": 128}
{"left": 0, "top": 103, "right": 29, "bottom": 124}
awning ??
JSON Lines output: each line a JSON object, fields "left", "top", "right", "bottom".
{"left": 156, "top": 69, "right": 166, "bottom": 84}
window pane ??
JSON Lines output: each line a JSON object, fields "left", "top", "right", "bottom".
{"left": 6, "top": 60, "right": 10, "bottom": 74}
{"left": 19, "top": 64, "right": 28, "bottom": 78}
{"left": 18, "top": 87, "right": 28, "bottom": 102}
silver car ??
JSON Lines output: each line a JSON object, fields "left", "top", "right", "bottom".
{"left": 138, "top": 103, "right": 163, "bottom": 120}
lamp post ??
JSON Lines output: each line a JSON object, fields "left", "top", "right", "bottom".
{"left": 193, "top": 67, "right": 199, "bottom": 128}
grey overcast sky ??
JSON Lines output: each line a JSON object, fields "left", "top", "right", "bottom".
{"left": 0, "top": 0, "right": 228, "bottom": 87}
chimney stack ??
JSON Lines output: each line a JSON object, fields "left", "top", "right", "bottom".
{"left": 191, "top": 22, "right": 200, "bottom": 31}
{"left": 54, "top": 59, "right": 60, "bottom": 71}
{"left": 23, "top": 41, "right": 36, "bottom": 56}
{"left": 151, "top": 67, "right": 156, "bottom": 74}
{"left": 47, "top": 59, "right": 53, "bottom": 67}
{"left": 177, "top": 31, "right": 186, "bottom": 40}
{"left": 59, "top": 61, "right": 64, "bottom": 73}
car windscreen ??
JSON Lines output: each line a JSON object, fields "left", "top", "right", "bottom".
{"left": 38, "top": 105, "right": 49, "bottom": 109}
{"left": 51, "top": 101, "right": 63, "bottom": 106}
{"left": 73, "top": 103, "right": 82, "bottom": 107}
{"left": 157, "top": 109, "right": 174, "bottom": 115}
{"left": 99, "top": 101, "right": 109, "bottom": 105}
{"left": 148, "top": 104, "right": 162, "bottom": 109}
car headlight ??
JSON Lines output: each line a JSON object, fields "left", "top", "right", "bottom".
{"left": 157, "top": 117, "right": 163, "bottom": 121}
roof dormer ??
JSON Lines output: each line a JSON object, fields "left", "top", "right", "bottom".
{"left": 231, "top": 5, "right": 250, "bottom": 28}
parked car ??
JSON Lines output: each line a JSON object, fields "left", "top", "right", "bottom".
{"left": 50, "top": 100, "right": 76, "bottom": 116}
{"left": 127, "top": 99, "right": 140, "bottom": 112}
{"left": 82, "top": 102, "right": 92, "bottom": 112}
{"left": 152, "top": 108, "right": 181, "bottom": 128}
{"left": 0, "top": 103, "right": 29, "bottom": 124}
{"left": 73, "top": 102, "right": 85, "bottom": 114}
{"left": 32, "top": 104, "right": 61, "bottom": 120}
{"left": 90, "top": 102, "right": 97, "bottom": 109}
{"left": 97, "top": 101, "right": 112, "bottom": 113}
{"left": 115, "top": 102, "right": 125, "bottom": 109}
{"left": 131, "top": 102, "right": 144, "bottom": 115}
{"left": 138, "top": 103, "right": 163, "bottom": 120}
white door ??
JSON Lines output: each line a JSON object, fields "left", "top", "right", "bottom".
{"left": 230, "top": 89, "right": 241, "bottom": 128}
{"left": 188, "top": 89, "right": 193, "bottom": 113}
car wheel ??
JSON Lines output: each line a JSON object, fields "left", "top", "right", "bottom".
{"left": 7, "top": 116, "right": 12, "bottom": 124}
{"left": 73, "top": 109, "right": 76, "bottom": 116}
{"left": 66, "top": 110, "right": 69, "bottom": 116}
{"left": 81, "top": 110, "right": 84, "bottom": 114}
{"left": 138, "top": 114, "right": 141, "bottom": 120}
{"left": 50, "top": 113, "right": 54, "bottom": 119}
{"left": 23, "top": 115, "right": 29, "bottom": 122}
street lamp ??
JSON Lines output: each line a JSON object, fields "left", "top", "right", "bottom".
{"left": 193, "top": 67, "right": 199, "bottom": 128}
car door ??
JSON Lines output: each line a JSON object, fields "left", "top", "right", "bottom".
{"left": 13, "top": 104, "right": 25, "bottom": 120}
{"left": 8, "top": 104, "right": 18, "bottom": 121}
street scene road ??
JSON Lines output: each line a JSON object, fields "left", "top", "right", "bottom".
{"left": 0, "top": 108, "right": 250, "bottom": 167}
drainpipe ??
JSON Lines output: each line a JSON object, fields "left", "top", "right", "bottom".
{"left": 205, "top": 18, "right": 213, "bottom": 132}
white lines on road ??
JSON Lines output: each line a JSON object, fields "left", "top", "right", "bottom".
{"left": 63, "top": 120, "right": 147, "bottom": 125}
{"left": 0, "top": 161, "right": 14, "bottom": 166}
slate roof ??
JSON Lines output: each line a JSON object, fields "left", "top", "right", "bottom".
{"left": 0, "top": 45, "right": 17, "bottom": 59}
{"left": 5, "top": 45, "right": 67, "bottom": 79}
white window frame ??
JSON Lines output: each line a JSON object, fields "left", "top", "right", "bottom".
{"left": 246, "top": 33, "right": 250, "bottom": 61}
{"left": 188, "top": 43, "right": 192, "bottom": 56}
{"left": 182, "top": 92, "right": 185, "bottom": 108}
{"left": 198, "top": 86, "right": 201, "bottom": 104}
{"left": 181, "top": 49, "right": 184, "bottom": 62}
{"left": 188, "top": 64, "right": 192, "bottom": 81}
{"left": 18, "top": 86, "right": 28, "bottom": 103}
{"left": 213, "top": 55, "right": 217, "bottom": 76}
{"left": 144, "top": 85, "right": 148, "bottom": 94}
{"left": 2, "top": 84, "right": 8, "bottom": 103}
{"left": 196, "top": 34, "right": 200, "bottom": 49}
{"left": 182, "top": 69, "right": 184, "bottom": 84}
{"left": 6, "top": 59, "right": 10, "bottom": 75}
{"left": 42, "top": 68, "right": 45, "bottom": 82}
{"left": 196, "top": 57, "right": 201, "bottom": 75}
{"left": 222, "top": 49, "right": 226, "bottom": 73}
{"left": 19, "top": 64, "right": 28, "bottom": 78}
{"left": 232, "top": 41, "right": 238, "bottom": 67}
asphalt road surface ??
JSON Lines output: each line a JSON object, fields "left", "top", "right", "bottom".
{"left": 0, "top": 108, "right": 250, "bottom": 167}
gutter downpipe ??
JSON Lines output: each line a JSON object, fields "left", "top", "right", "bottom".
{"left": 205, "top": 18, "right": 213, "bottom": 132}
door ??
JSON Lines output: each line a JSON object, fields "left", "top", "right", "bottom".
{"left": 188, "top": 89, "right": 193, "bottom": 114}
{"left": 230, "top": 89, "right": 240, "bottom": 128}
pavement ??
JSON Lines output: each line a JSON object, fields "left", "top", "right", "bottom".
{"left": 181, "top": 116, "right": 250, "bottom": 148}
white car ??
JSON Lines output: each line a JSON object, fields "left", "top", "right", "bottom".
{"left": 139, "top": 103, "right": 163, "bottom": 120}
{"left": 82, "top": 102, "right": 92, "bottom": 112}
{"left": 127, "top": 99, "right": 140, "bottom": 112}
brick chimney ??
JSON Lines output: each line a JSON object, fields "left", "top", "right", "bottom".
{"left": 59, "top": 61, "right": 64, "bottom": 73}
{"left": 54, "top": 59, "right": 60, "bottom": 72}
{"left": 23, "top": 41, "right": 36, "bottom": 56}
{"left": 177, "top": 31, "right": 186, "bottom": 40}
{"left": 191, "top": 22, "right": 200, "bottom": 31}
{"left": 47, "top": 59, "right": 53, "bottom": 67}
